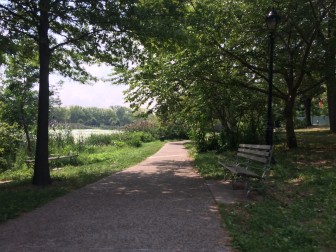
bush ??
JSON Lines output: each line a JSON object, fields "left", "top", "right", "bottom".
{"left": 111, "top": 141, "right": 126, "bottom": 148}
{"left": 123, "top": 132, "right": 143, "bottom": 147}
{"left": 160, "top": 124, "right": 189, "bottom": 140}
{"left": 82, "top": 131, "right": 155, "bottom": 148}
{"left": 0, "top": 123, "right": 21, "bottom": 171}
{"left": 206, "top": 135, "right": 220, "bottom": 151}
{"left": 49, "top": 124, "right": 75, "bottom": 154}
{"left": 124, "top": 119, "right": 160, "bottom": 138}
{"left": 294, "top": 118, "right": 307, "bottom": 129}
{"left": 84, "top": 134, "right": 117, "bottom": 146}
{"left": 127, "top": 138, "right": 142, "bottom": 148}
{"left": 13, "top": 147, "right": 28, "bottom": 170}
{"left": 190, "top": 129, "right": 207, "bottom": 152}
{"left": 138, "top": 132, "right": 155, "bottom": 143}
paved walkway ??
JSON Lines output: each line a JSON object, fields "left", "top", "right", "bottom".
{"left": 0, "top": 142, "right": 235, "bottom": 252}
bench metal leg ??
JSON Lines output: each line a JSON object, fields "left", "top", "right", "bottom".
{"left": 231, "top": 175, "right": 249, "bottom": 191}
{"left": 246, "top": 178, "right": 267, "bottom": 198}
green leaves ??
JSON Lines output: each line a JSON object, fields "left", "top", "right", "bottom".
{"left": 118, "top": 0, "right": 336, "bottom": 148}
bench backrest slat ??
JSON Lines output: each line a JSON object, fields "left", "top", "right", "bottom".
{"left": 218, "top": 143, "right": 273, "bottom": 180}
{"left": 237, "top": 144, "right": 273, "bottom": 167}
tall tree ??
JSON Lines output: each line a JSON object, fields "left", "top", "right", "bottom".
{"left": 181, "top": 0, "right": 326, "bottom": 148}
{"left": 0, "top": 1, "right": 137, "bottom": 185}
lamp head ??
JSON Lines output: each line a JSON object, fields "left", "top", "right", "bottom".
{"left": 266, "top": 9, "right": 280, "bottom": 31}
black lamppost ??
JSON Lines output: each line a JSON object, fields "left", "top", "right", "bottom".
{"left": 265, "top": 10, "right": 280, "bottom": 146}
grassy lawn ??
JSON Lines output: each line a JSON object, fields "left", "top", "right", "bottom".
{"left": 0, "top": 141, "right": 164, "bottom": 223}
{"left": 190, "top": 129, "right": 336, "bottom": 252}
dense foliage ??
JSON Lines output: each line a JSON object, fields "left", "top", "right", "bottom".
{"left": 115, "top": 0, "right": 335, "bottom": 151}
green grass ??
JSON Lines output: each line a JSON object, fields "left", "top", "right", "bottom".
{"left": 190, "top": 129, "right": 336, "bottom": 252}
{"left": 0, "top": 141, "right": 164, "bottom": 223}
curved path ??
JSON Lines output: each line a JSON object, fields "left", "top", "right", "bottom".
{"left": 0, "top": 142, "right": 233, "bottom": 251}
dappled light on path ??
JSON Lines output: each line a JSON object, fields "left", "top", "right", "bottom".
{"left": 0, "top": 141, "right": 233, "bottom": 251}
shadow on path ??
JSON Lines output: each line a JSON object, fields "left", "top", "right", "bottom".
{"left": 0, "top": 141, "right": 233, "bottom": 252}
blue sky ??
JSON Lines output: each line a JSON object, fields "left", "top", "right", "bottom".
{"left": 51, "top": 64, "right": 129, "bottom": 108}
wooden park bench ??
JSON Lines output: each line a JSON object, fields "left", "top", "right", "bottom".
{"left": 26, "top": 152, "right": 79, "bottom": 169}
{"left": 218, "top": 144, "right": 273, "bottom": 197}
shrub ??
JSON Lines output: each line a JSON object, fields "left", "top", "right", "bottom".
{"left": 84, "top": 134, "right": 115, "bottom": 146}
{"left": 111, "top": 141, "right": 126, "bottom": 148}
{"left": 124, "top": 119, "right": 160, "bottom": 138}
{"left": 138, "top": 132, "right": 155, "bottom": 143}
{"left": 49, "top": 124, "right": 75, "bottom": 154}
{"left": 294, "top": 117, "right": 307, "bottom": 129}
{"left": 0, "top": 123, "right": 21, "bottom": 171}
{"left": 160, "top": 123, "right": 189, "bottom": 140}
{"left": 189, "top": 129, "right": 207, "bottom": 152}
{"left": 206, "top": 134, "right": 220, "bottom": 151}
{"left": 13, "top": 147, "right": 28, "bottom": 170}
{"left": 82, "top": 131, "right": 155, "bottom": 148}
{"left": 123, "top": 132, "right": 143, "bottom": 147}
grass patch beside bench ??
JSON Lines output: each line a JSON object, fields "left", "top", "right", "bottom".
{"left": 0, "top": 141, "right": 164, "bottom": 223}
{"left": 188, "top": 129, "right": 336, "bottom": 251}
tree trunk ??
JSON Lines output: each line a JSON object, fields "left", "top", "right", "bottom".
{"left": 325, "top": 41, "right": 336, "bottom": 132}
{"left": 284, "top": 96, "right": 297, "bottom": 148}
{"left": 33, "top": 0, "right": 51, "bottom": 185}
{"left": 325, "top": 3, "right": 336, "bottom": 133}
{"left": 326, "top": 81, "right": 336, "bottom": 132}
{"left": 303, "top": 97, "right": 312, "bottom": 127}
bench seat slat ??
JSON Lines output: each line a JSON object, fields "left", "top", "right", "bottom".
{"left": 238, "top": 148, "right": 271, "bottom": 157}
{"left": 239, "top": 144, "right": 272, "bottom": 150}
{"left": 237, "top": 153, "right": 268, "bottom": 163}
{"left": 219, "top": 161, "right": 260, "bottom": 178}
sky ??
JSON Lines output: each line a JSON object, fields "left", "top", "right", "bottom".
{"left": 50, "top": 64, "right": 129, "bottom": 108}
